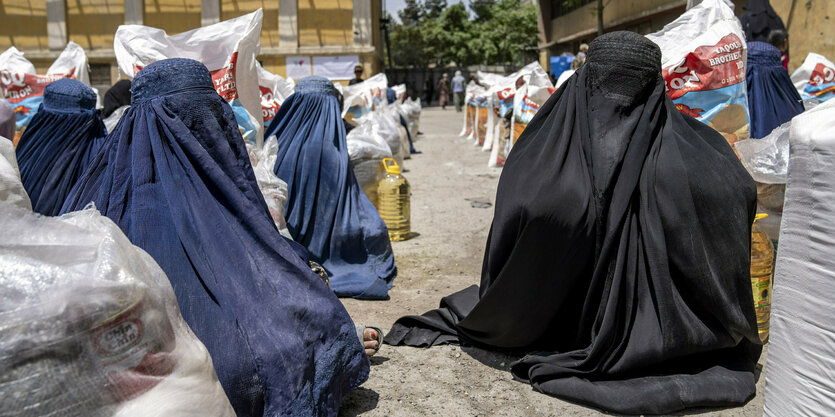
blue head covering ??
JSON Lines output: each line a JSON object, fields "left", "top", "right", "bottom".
{"left": 265, "top": 76, "right": 397, "bottom": 299}
{"left": 15, "top": 78, "right": 105, "bottom": 215}
{"left": 746, "top": 41, "right": 804, "bottom": 139}
{"left": 61, "top": 59, "right": 368, "bottom": 416}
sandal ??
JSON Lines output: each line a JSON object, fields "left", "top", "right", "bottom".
{"left": 356, "top": 325, "right": 383, "bottom": 358}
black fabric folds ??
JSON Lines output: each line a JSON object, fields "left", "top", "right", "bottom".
{"left": 740, "top": 0, "right": 785, "bottom": 42}
{"left": 102, "top": 79, "right": 131, "bottom": 118}
{"left": 386, "top": 32, "right": 761, "bottom": 414}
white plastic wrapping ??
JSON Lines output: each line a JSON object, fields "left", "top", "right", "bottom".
{"left": 401, "top": 97, "right": 421, "bottom": 139}
{"left": 342, "top": 73, "right": 388, "bottom": 120}
{"left": 511, "top": 61, "right": 554, "bottom": 147}
{"left": 114, "top": 10, "right": 264, "bottom": 145}
{"left": 764, "top": 98, "right": 835, "bottom": 417}
{"left": 0, "top": 203, "right": 235, "bottom": 417}
{"left": 0, "top": 42, "right": 91, "bottom": 129}
{"left": 0, "top": 138, "right": 31, "bottom": 210}
{"left": 257, "top": 63, "right": 294, "bottom": 125}
{"left": 459, "top": 81, "right": 478, "bottom": 137}
{"left": 356, "top": 109, "right": 404, "bottom": 168}
{"left": 104, "top": 105, "right": 130, "bottom": 133}
{"left": 735, "top": 121, "right": 791, "bottom": 240}
{"left": 247, "top": 136, "right": 292, "bottom": 240}
{"left": 646, "top": 0, "right": 749, "bottom": 147}
{"left": 790, "top": 52, "right": 835, "bottom": 103}
{"left": 347, "top": 120, "right": 393, "bottom": 205}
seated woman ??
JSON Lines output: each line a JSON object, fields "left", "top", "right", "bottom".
{"left": 62, "top": 59, "right": 370, "bottom": 417}
{"left": 16, "top": 78, "right": 106, "bottom": 215}
{"left": 746, "top": 40, "right": 804, "bottom": 139}
{"left": 265, "top": 76, "right": 397, "bottom": 300}
{"left": 387, "top": 32, "right": 762, "bottom": 414}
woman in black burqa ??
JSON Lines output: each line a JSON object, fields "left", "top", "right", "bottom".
{"left": 386, "top": 31, "right": 762, "bottom": 414}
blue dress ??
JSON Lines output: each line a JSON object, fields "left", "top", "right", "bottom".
{"left": 265, "top": 76, "right": 397, "bottom": 300}
{"left": 62, "top": 59, "right": 368, "bottom": 416}
{"left": 16, "top": 78, "right": 105, "bottom": 215}
{"left": 746, "top": 41, "right": 804, "bottom": 139}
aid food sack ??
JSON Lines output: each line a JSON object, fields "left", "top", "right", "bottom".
{"left": 114, "top": 10, "right": 263, "bottom": 145}
{"left": 0, "top": 42, "right": 90, "bottom": 130}
{"left": 511, "top": 61, "right": 553, "bottom": 145}
{"left": 791, "top": 53, "right": 835, "bottom": 103}
{"left": 646, "top": 0, "right": 749, "bottom": 147}
{"left": 257, "top": 63, "right": 294, "bottom": 125}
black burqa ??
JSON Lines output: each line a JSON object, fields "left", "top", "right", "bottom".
{"left": 386, "top": 32, "right": 762, "bottom": 415}
{"left": 740, "top": 0, "right": 785, "bottom": 43}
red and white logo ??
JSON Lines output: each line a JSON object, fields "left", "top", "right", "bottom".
{"left": 662, "top": 34, "right": 745, "bottom": 100}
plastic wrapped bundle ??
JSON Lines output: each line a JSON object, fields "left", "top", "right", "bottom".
{"left": 0, "top": 201, "right": 235, "bottom": 417}
{"left": 16, "top": 78, "right": 106, "bottom": 216}
{"left": 746, "top": 41, "right": 803, "bottom": 139}
{"left": 0, "top": 139, "right": 31, "bottom": 209}
{"left": 266, "top": 76, "right": 397, "bottom": 300}
{"left": 61, "top": 59, "right": 369, "bottom": 416}
{"left": 347, "top": 119, "right": 394, "bottom": 205}
{"left": 764, "top": 98, "right": 835, "bottom": 416}
{"left": 247, "top": 135, "right": 292, "bottom": 239}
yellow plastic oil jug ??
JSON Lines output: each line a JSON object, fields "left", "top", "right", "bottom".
{"left": 750, "top": 213, "right": 774, "bottom": 343}
{"left": 377, "top": 157, "right": 411, "bottom": 241}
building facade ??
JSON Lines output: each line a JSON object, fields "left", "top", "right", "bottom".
{"left": 0, "top": 0, "right": 384, "bottom": 92}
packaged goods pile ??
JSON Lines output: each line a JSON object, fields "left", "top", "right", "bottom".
{"left": 791, "top": 52, "right": 835, "bottom": 104}
{"left": 0, "top": 196, "right": 234, "bottom": 417}
{"left": 0, "top": 42, "right": 92, "bottom": 130}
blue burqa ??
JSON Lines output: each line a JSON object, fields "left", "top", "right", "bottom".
{"left": 265, "top": 76, "right": 397, "bottom": 300}
{"left": 61, "top": 59, "right": 368, "bottom": 416}
{"left": 387, "top": 88, "right": 419, "bottom": 154}
{"left": 16, "top": 78, "right": 105, "bottom": 215}
{"left": 747, "top": 41, "right": 804, "bottom": 139}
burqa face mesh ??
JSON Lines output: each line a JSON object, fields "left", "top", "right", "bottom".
{"left": 386, "top": 32, "right": 761, "bottom": 414}
{"left": 61, "top": 59, "right": 368, "bottom": 416}
{"left": 265, "top": 75, "right": 397, "bottom": 300}
{"left": 746, "top": 41, "right": 804, "bottom": 139}
{"left": 16, "top": 78, "right": 106, "bottom": 216}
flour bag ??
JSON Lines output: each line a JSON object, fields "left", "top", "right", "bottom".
{"left": 791, "top": 53, "right": 835, "bottom": 103}
{"left": 0, "top": 42, "right": 90, "bottom": 130}
{"left": 511, "top": 62, "right": 553, "bottom": 145}
{"left": 114, "top": 10, "right": 264, "bottom": 145}
{"left": 647, "top": 0, "right": 749, "bottom": 147}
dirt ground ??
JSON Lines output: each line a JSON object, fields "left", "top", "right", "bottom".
{"left": 338, "top": 107, "right": 768, "bottom": 416}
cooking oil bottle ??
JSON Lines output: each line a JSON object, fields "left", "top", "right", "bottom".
{"left": 377, "top": 157, "right": 411, "bottom": 241}
{"left": 750, "top": 213, "right": 774, "bottom": 343}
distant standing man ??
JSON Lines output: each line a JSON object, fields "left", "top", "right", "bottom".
{"left": 438, "top": 73, "right": 450, "bottom": 110}
{"left": 452, "top": 71, "right": 466, "bottom": 112}
{"left": 349, "top": 65, "right": 364, "bottom": 85}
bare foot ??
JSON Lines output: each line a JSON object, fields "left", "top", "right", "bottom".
{"left": 363, "top": 327, "right": 379, "bottom": 357}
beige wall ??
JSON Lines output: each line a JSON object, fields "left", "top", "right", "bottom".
{"left": 298, "top": 0, "right": 353, "bottom": 46}
{"left": 144, "top": 0, "right": 202, "bottom": 35}
{"left": 772, "top": 0, "right": 835, "bottom": 73}
{"left": 0, "top": 0, "right": 48, "bottom": 50}
{"left": 548, "top": 0, "right": 685, "bottom": 44}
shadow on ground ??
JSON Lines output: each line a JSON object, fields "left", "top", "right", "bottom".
{"left": 338, "top": 387, "right": 380, "bottom": 417}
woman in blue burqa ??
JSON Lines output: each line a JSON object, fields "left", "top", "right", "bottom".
{"left": 264, "top": 76, "right": 397, "bottom": 300}
{"left": 61, "top": 59, "right": 369, "bottom": 416}
{"left": 746, "top": 41, "right": 804, "bottom": 139}
{"left": 16, "top": 78, "right": 105, "bottom": 216}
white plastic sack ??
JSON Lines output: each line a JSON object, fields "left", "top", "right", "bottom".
{"left": 401, "top": 97, "right": 421, "bottom": 138}
{"left": 257, "top": 63, "right": 294, "bottom": 125}
{"left": 487, "top": 73, "right": 519, "bottom": 167}
{"left": 646, "top": 0, "right": 749, "bottom": 147}
{"left": 347, "top": 121, "right": 392, "bottom": 205}
{"left": 511, "top": 61, "right": 554, "bottom": 146}
{"left": 0, "top": 42, "right": 91, "bottom": 129}
{"left": 0, "top": 138, "right": 31, "bottom": 210}
{"left": 0, "top": 203, "right": 235, "bottom": 417}
{"left": 247, "top": 135, "right": 292, "bottom": 240}
{"left": 114, "top": 10, "right": 264, "bottom": 145}
{"left": 790, "top": 52, "right": 835, "bottom": 103}
{"left": 358, "top": 110, "right": 403, "bottom": 168}
{"left": 763, "top": 98, "right": 835, "bottom": 417}
{"left": 459, "top": 81, "right": 478, "bottom": 136}
{"left": 341, "top": 73, "right": 388, "bottom": 120}
{"left": 104, "top": 105, "right": 130, "bottom": 133}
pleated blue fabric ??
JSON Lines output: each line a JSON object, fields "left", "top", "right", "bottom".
{"left": 16, "top": 78, "right": 105, "bottom": 215}
{"left": 61, "top": 59, "right": 368, "bottom": 417}
{"left": 746, "top": 41, "right": 804, "bottom": 139}
{"left": 265, "top": 76, "right": 397, "bottom": 300}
